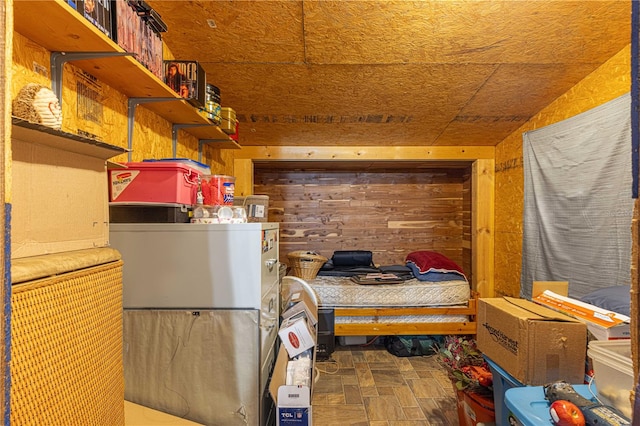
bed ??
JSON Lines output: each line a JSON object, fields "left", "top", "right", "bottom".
{"left": 306, "top": 275, "right": 477, "bottom": 336}
{"left": 282, "top": 274, "right": 477, "bottom": 339}
{"left": 283, "top": 250, "right": 477, "bottom": 341}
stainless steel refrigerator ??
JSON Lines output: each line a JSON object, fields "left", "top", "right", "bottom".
{"left": 109, "top": 223, "right": 280, "bottom": 426}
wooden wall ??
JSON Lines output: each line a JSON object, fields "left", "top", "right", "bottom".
{"left": 254, "top": 166, "right": 472, "bottom": 277}
{"left": 462, "top": 173, "right": 472, "bottom": 281}
{"left": 493, "top": 45, "right": 631, "bottom": 297}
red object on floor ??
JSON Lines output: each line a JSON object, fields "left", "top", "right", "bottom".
{"left": 456, "top": 389, "right": 496, "bottom": 426}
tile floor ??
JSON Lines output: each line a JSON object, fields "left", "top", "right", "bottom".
{"left": 311, "top": 342, "right": 460, "bottom": 426}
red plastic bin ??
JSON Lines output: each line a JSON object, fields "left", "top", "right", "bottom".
{"left": 456, "top": 389, "right": 495, "bottom": 426}
{"left": 109, "top": 161, "right": 204, "bottom": 205}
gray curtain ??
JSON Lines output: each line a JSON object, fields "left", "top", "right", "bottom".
{"left": 521, "top": 93, "right": 632, "bottom": 299}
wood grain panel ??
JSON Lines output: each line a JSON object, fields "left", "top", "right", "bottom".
{"left": 255, "top": 167, "right": 470, "bottom": 269}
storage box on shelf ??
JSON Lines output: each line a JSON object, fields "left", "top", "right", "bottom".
{"left": 68, "top": 0, "right": 114, "bottom": 39}
{"left": 221, "top": 107, "right": 237, "bottom": 134}
{"left": 205, "top": 84, "right": 222, "bottom": 124}
{"left": 108, "top": 160, "right": 210, "bottom": 205}
{"left": 163, "top": 60, "right": 207, "bottom": 109}
{"left": 112, "top": 0, "right": 163, "bottom": 79}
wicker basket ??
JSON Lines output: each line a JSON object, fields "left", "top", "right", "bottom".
{"left": 287, "top": 251, "right": 327, "bottom": 280}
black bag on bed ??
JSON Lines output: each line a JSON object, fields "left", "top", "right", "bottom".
{"left": 331, "top": 250, "right": 374, "bottom": 267}
{"left": 384, "top": 335, "right": 442, "bottom": 357}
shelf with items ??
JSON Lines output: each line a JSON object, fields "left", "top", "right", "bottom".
{"left": 13, "top": 0, "right": 233, "bottom": 144}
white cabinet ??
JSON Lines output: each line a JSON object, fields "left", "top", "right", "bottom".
{"left": 110, "top": 223, "right": 280, "bottom": 426}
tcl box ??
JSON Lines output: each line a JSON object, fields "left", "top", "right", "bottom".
{"left": 269, "top": 345, "right": 313, "bottom": 426}
{"left": 477, "top": 297, "right": 587, "bottom": 386}
{"left": 276, "top": 386, "right": 311, "bottom": 425}
{"left": 109, "top": 160, "right": 209, "bottom": 206}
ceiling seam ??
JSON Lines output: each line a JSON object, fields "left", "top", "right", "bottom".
{"left": 432, "top": 64, "right": 502, "bottom": 143}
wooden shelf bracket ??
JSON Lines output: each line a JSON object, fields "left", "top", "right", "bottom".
{"left": 50, "top": 51, "right": 134, "bottom": 104}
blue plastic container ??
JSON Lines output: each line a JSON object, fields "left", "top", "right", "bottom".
{"left": 484, "top": 355, "right": 525, "bottom": 426}
{"left": 504, "top": 385, "right": 595, "bottom": 426}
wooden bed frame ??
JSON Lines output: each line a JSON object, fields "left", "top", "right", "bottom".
{"left": 282, "top": 276, "right": 477, "bottom": 337}
{"left": 332, "top": 291, "right": 478, "bottom": 336}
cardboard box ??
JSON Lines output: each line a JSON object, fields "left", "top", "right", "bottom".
{"left": 586, "top": 321, "right": 630, "bottom": 341}
{"left": 278, "top": 316, "right": 316, "bottom": 358}
{"left": 11, "top": 122, "right": 123, "bottom": 259}
{"left": 532, "top": 282, "right": 630, "bottom": 341}
{"left": 282, "top": 290, "right": 318, "bottom": 326}
{"left": 477, "top": 297, "right": 587, "bottom": 386}
{"left": 269, "top": 345, "right": 313, "bottom": 426}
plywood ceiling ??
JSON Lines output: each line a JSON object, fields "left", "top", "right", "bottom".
{"left": 148, "top": 0, "right": 630, "bottom": 147}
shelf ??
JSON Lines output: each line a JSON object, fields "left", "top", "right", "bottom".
{"left": 11, "top": 117, "right": 128, "bottom": 160}
{"left": 200, "top": 138, "right": 242, "bottom": 150}
{"left": 14, "top": 1, "right": 174, "bottom": 99}
{"left": 13, "top": 0, "right": 234, "bottom": 137}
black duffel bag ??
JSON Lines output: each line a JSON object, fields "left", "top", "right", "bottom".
{"left": 331, "top": 250, "right": 374, "bottom": 267}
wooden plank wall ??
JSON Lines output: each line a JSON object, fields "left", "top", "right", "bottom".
{"left": 255, "top": 166, "right": 471, "bottom": 277}
{"left": 462, "top": 172, "right": 472, "bottom": 281}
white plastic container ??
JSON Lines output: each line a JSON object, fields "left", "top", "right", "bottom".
{"left": 587, "top": 340, "right": 633, "bottom": 419}
{"left": 234, "top": 195, "right": 269, "bottom": 222}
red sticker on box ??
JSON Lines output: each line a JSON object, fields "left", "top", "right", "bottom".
{"left": 288, "top": 332, "right": 300, "bottom": 349}
{"left": 111, "top": 170, "right": 140, "bottom": 200}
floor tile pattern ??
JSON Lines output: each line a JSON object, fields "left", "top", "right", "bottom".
{"left": 312, "top": 343, "right": 460, "bottom": 426}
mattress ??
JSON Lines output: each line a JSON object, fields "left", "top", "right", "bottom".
{"left": 335, "top": 314, "right": 469, "bottom": 324}
{"left": 308, "top": 275, "right": 470, "bottom": 308}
